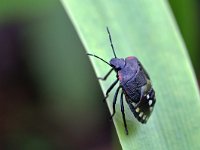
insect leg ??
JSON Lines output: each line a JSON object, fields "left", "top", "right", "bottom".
{"left": 98, "top": 68, "right": 114, "bottom": 80}
{"left": 103, "top": 79, "right": 119, "bottom": 102}
{"left": 110, "top": 86, "right": 121, "bottom": 119}
{"left": 120, "top": 91, "right": 128, "bottom": 135}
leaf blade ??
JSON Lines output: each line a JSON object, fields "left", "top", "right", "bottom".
{"left": 61, "top": 0, "right": 200, "bottom": 149}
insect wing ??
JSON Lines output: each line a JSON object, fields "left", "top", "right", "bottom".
{"left": 128, "top": 88, "right": 156, "bottom": 123}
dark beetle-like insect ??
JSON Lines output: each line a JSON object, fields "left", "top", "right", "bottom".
{"left": 87, "top": 27, "right": 156, "bottom": 135}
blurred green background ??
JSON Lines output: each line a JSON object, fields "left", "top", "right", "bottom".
{"left": 0, "top": 0, "right": 199, "bottom": 150}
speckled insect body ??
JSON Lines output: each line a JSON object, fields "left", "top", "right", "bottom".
{"left": 87, "top": 27, "right": 156, "bottom": 135}
{"left": 117, "top": 57, "right": 156, "bottom": 123}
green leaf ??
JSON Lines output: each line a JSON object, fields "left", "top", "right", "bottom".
{"left": 61, "top": 0, "right": 200, "bottom": 149}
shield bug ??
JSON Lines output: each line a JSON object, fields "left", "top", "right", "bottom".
{"left": 87, "top": 27, "right": 156, "bottom": 135}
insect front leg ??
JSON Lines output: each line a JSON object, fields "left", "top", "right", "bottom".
{"left": 110, "top": 86, "right": 121, "bottom": 119}
{"left": 98, "top": 68, "right": 114, "bottom": 80}
{"left": 120, "top": 91, "right": 128, "bottom": 135}
{"left": 103, "top": 79, "right": 119, "bottom": 102}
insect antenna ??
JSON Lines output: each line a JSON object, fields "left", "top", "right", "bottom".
{"left": 87, "top": 53, "right": 112, "bottom": 67}
{"left": 106, "top": 27, "right": 117, "bottom": 58}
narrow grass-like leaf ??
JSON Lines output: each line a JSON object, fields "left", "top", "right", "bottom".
{"left": 61, "top": 0, "right": 200, "bottom": 149}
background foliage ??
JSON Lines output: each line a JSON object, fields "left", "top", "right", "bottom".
{"left": 0, "top": 0, "right": 200, "bottom": 149}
